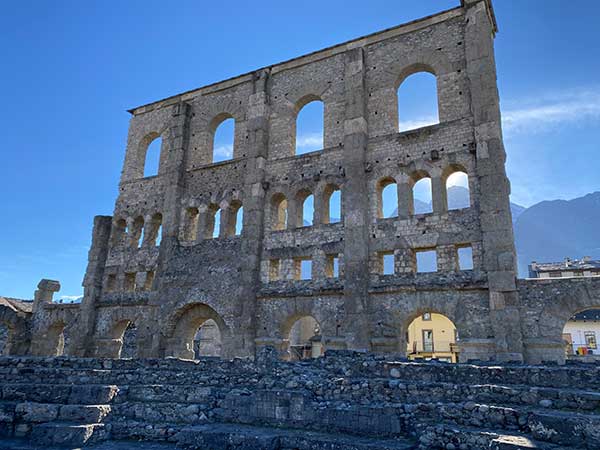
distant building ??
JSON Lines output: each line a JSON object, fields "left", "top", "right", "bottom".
{"left": 528, "top": 257, "right": 600, "bottom": 279}
{"left": 563, "top": 309, "right": 600, "bottom": 357}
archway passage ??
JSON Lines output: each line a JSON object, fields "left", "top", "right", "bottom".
{"left": 168, "top": 303, "right": 226, "bottom": 360}
{"left": 562, "top": 308, "right": 600, "bottom": 360}
{"left": 192, "top": 319, "right": 222, "bottom": 358}
{"left": 406, "top": 312, "right": 458, "bottom": 363}
{"left": 120, "top": 321, "right": 138, "bottom": 359}
{"left": 284, "top": 316, "right": 324, "bottom": 361}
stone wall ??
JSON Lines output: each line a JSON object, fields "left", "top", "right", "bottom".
{"left": 1, "top": 0, "right": 598, "bottom": 365}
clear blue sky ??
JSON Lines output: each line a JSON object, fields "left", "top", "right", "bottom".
{"left": 1, "top": 0, "right": 599, "bottom": 299}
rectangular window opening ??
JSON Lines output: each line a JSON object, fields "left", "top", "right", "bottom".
{"left": 106, "top": 274, "right": 117, "bottom": 292}
{"left": 380, "top": 252, "right": 395, "bottom": 275}
{"left": 326, "top": 254, "right": 340, "bottom": 278}
{"left": 124, "top": 272, "right": 136, "bottom": 292}
{"left": 457, "top": 245, "right": 474, "bottom": 271}
{"left": 144, "top": 271, "right": 155, "bottom": 291}
{"left": 269, "top": 259, "right": 281, "bottom": 282}
{"left": 416, "top": 249, "right": 437, "bottom": 273}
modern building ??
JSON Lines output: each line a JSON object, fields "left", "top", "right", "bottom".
{"left": 562, "top": 309, "right": 600, "bottom": 357}
{"left": 529, "top": 257, "right": 600, "bottom": 279}
{"left": 406, "top": 312, "right": 459, "bottom": 363}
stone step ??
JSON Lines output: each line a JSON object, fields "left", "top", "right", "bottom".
{"left": 0, "top": 437, "right": 179, "bottom": 450}
{"left": 418, "top": 424, "right": 573, "bottom": 450}
{"left": 176, "top": 423, "right": 417, "bottom": 450}
{"left": 29, "top": 422, "right": 109, "bottom": 446}
{"left": 527, "top": 409, "right": 600, "bottom": 448}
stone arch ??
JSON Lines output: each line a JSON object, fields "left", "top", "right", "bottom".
{"left": 209, "top": 113, "right": 235, "bottom": 163}
{"left": 270, "top": 192, "right": 288, "bottom": 231}
{"left": 376, "top": 176, "right": 398, "bottom": 219}
{"left": 524, "top": 280, "right": 600, "bottom": 364}
{"left": 0, "top": 305, "right": 31, "bottom": 356}
{"left": 137, "top": 131, "right": 167, "bottom": 179}
{"left": 38, "top": 320, "right": 67, "bottom": 357}
{"left": 442, "top": 164, "right": 471, "bottom": 211}
{"left": 108, "top": 319, "right": 138, "bottom": 359}
{"left": 405, "top": 311, "right": 459, "bottom": 363}
{"left": 165, "top": 303, "right": 229, "bottom": 360}
{"left": 410, "top": 170, "right": 433, "bottom": 215}
{"left": 322, "top": 183, "right": 341, "bottom": 224}
{"left": 294, "top": 95, "right": 324, "bottom": 155}
{"left": 295, "top": 188, "right": 314, "bottom": 227}
{"left": 280, "top": 314, "right": 324, "bottom": 361}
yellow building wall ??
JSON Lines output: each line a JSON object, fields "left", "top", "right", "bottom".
{"left": 407, "top": 313, "right": 457, "bottom": 362}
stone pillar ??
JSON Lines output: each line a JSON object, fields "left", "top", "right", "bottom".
{"left": 464, "top": 0, "right": 523, "bottom": 362}
{"left": 397, "top": 174, "right": 413, "bottom": 219}
{"left": 341, "top": 47, "right": 371, "bottom": 351}
{"left": 240, "top": 69, "right": 272, "bottom": 358}
{"left": 70, "top": 216, "right": 112, "bottom": 357}
{"left": 431, "top": 174, "right": 447, "bottom": 215}
{"left": 32, "top": 279, "right": 60, "bottom": 314}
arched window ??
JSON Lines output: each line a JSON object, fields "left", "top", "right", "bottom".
{"left": 193, "top": 319, "right": 222, "bottom": 358}
{"left": 144, "top": 135, "right": 162, "bottom": 177}
{"left": 378, "top": 178, "right": 398, "bottom": 219}
{"left": 146, "top": 213, "right": 162, "bottom": 246}
{"left": 235, "top": 206, "right": 243, "bottom": 235}
{"left": 224, "top": 201, "right": 243, "bottom": 236}
{"left": 297, "top": 190, "right": 314, "bottom": 227}
{"left": 412, "top": 175, "right": 433, "bottom": 215}
{"left": 397, "top": 71, "right": 439, "bottom": 132}
{"left": 285, "top": 316, "right": 323, "bottom": 361}
{"left": 271, "top": 194, "right": 288, "bottom": 231}
{"left": 206, "top": 205, "right": 221, "bottom": 239}
{"left": 184, "top": 207, "right": 199, "bottom": 242}
{"left": 295, "top": 99, "right": 324, "bottom": 155}
{"left": 213, "top": 117, "right": 235, "bottom": 163}
{"left": 132, "top": 216, "right": 145, "bottom": 248}
{"left": 406, "top": 312, "right": 458, "bottom": 363}
{"left": 445, "top": 170, "right": 470, "bottom": 210}
{"left": 323, "top": 185, "right": 341, "bottom": 224}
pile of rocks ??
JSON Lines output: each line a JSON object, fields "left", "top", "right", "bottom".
{"left": 0, "top": 350, "right": 599, "bottom": 449}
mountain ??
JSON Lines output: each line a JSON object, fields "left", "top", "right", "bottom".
{"left": 514, "top": 191, "right": 600, "bottom": 277}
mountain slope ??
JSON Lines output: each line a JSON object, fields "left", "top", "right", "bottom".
{"left": 514, "top": 191, "right": 600, "bottom": 276}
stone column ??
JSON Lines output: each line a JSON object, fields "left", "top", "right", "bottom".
{"left": 239, "top": 69, "right": 272, "bottom": 357}
{"left": 464, "top": 0, "right": 523, "bottom": 362}
{"left": 70, "top": 215, "right": 112, "bottom": 357}
{"left": 397, "top": 174, "right": 413, "bottom": 219}
{"left": 341, "top": 47, "right": 371, "bottom": 351}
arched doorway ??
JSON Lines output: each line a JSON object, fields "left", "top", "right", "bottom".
{"left": 42, "top": 321, "right": 66, "bottom": 356}
{"left": 167, "top": 303, "right": 226, "bottom": 360}
{"left": 283, "top": 316, "right": 324, "bottom": 361}
{"left": 406, "top": 312, "right": 458, "bottom": 363}
{"left": 119, "top": 322, "right": 138, "bottom": 359}
{"left": 193, "top": 319, "right": 222, "bottom": 358}
{"left": 562, "top": 308, "right": 600, "bottom": 360}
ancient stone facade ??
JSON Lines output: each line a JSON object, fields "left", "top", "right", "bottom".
{"left": 1, "top": 0, "right": 599, "bottom": 365}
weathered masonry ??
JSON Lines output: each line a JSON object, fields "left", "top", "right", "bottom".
{"left": 2, "top": 0, "right": 599, "bottom": 365}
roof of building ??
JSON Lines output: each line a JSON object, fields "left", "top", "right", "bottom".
{"left": 571, "top": 309, "right": 600, "bottom": 321}
{"left": 0, "top": 296, "right": 33, "bottom": 314}
{"left": 530, "top": 258, "right": 600, "bottom": 273}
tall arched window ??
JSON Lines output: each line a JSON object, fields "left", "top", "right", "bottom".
{"left": 271, "top": 194, "right": 288, "bottom": 231}
{"left": 235, "top": 206, "right": 243, "bottom": 235}
{"left": 148, "top": 213, "right": 162, "bottom": 246}
{"left": 213, "top": 117, "right": 235, "bottom": 163}
{"left": 297, "top": 190, "right": 314, "bottom": 227}
{"left": 295, "top": 99, "right": 324, "bottom": 155}
{"left": 205, "top": 205, "right": 221, "bottom": 239}
{"left": 184, "top": 208, "right": 199, "bottom": 242}
{"left": 132, "top": 216, "right": 145, "bottom": 248}
{"left": 397, "top": 71, "right": 439, "bottom": 132}
{"left": 445, "top": 170, "right": 470, "bottom": 210}
{"left": 323, "top": 185, "right": 341, "bottom": 224}
{"left": 412, "top": 175, "right": 433, "bottom": 215}
{"left": 378, "top": 178, "right": 398, "bottom": 219}
{"left": 144, "top": 136, "right": 162, "bottom": 177}
{"left": 224, "top": 201, "right": 243, "bottom": 236}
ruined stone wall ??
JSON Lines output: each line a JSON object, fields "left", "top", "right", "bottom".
{"left": 10, "top": 0, "right": 598, "bottom": 365}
